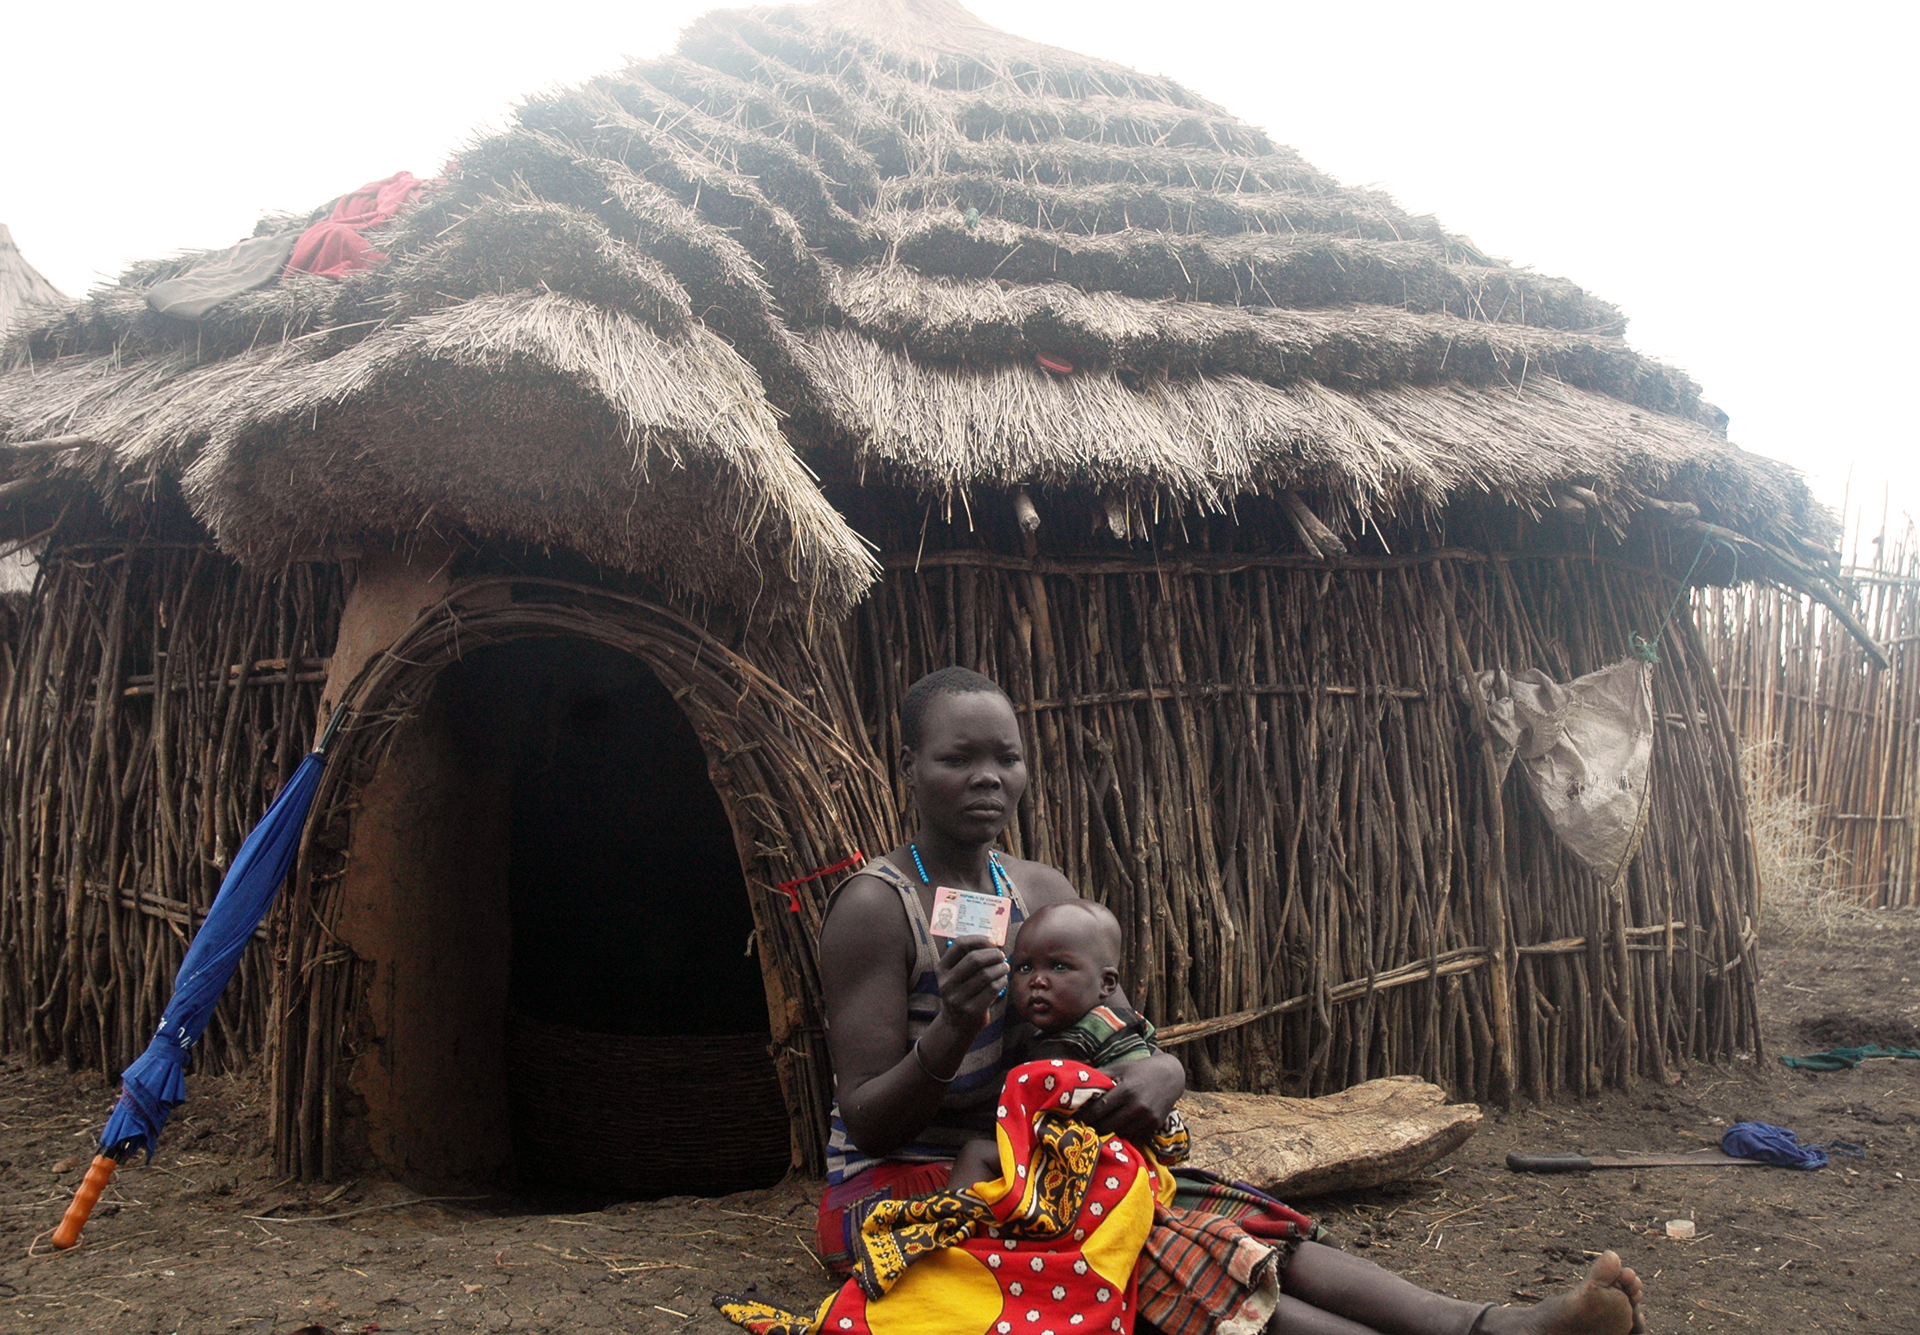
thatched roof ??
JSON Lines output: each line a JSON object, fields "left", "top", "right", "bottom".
{"left": 0, "top": 226, "right": 63, "bottom": 337}
{"left": 0, "top": 0, "right": 1834, "bottom": 611}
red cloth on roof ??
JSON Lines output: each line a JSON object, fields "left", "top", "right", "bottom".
{"left": 286, "top": 172, "right": 426, "bottom": 278}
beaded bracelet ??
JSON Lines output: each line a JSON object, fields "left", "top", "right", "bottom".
{"left": 911, "top": 1038, "right": 956, "bottom": 1084}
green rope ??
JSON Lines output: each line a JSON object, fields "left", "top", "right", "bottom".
{"left": 1781, "top": 1044, "right": 1920, "bottom": 1072}
{"left": 1631, "top": 532, "right": 1736, "bottom": 665}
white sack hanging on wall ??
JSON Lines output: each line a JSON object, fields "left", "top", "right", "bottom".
{"left": 1471, "top": 658, "right": 1656, "bottom": 882}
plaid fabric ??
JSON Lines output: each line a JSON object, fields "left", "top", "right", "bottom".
{"left": 1168, "top": 1167, "right": 1319, "bottom": 1242}
{"left": 1135, "top": 1204, "right": 1287, "bottom": 1335}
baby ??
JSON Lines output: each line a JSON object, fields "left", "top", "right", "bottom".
{"left": 949, "top": 900, "right": 1179, "bottom": 1190}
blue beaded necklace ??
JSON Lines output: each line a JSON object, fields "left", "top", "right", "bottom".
{"left": 909, "top": 843, "right": 1011, "bottom": 896}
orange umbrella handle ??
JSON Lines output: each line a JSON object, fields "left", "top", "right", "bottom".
{"left": 51, "top": 1154, "right": 118, "bottom": 1249}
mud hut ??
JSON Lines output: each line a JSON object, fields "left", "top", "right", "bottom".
{"left": 0, "top": 0, "right": 1848, "bottom": 1193}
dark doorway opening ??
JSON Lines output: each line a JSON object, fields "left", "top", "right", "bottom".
{"left": 453, "top": 638, "right": 791, "bottom": 1199}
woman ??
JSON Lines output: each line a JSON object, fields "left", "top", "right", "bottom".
{"left": 818, "top": 667, "right": 1645, "bottom": 1335}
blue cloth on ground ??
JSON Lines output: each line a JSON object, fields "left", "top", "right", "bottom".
{"left": 1721, "top": 1121, "right": 1865, "bottom": 1170}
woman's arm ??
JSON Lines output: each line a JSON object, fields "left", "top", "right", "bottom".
{"left": 1081, "top": 1051, "right": 1186, "bottom": 1143}
{"left": 819, "top": 873, "right": 1010, "bottom": 1158}
{"left": 1081, "top": 989, "right": 1185, "bottom": 1140}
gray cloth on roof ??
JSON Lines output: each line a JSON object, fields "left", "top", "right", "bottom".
{"left": 1472, "top": 657, "right": 1655, "bottom": 881}
{"left": 146, "top": 231, "right": 299, "bottom": 320}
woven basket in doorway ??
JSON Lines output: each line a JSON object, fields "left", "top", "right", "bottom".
{"left": 506, "top": 1010, "right": 792, "bottom": 1198}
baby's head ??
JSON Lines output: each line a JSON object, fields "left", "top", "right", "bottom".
{"left": 1009, "top": 901, "right": 1124, "bottom": 1033}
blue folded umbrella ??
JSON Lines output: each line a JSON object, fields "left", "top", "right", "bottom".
{"left": 101, "top": 749, "right": 326, "bottom": 1156}
{"left": 55, "top": 718, "right": 340, "bottom": 1249}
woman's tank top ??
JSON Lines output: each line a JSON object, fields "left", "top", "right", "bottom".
{"left": 822, "top": 858, "right": 1029, "bottom": 1184}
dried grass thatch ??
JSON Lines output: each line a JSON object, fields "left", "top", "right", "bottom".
{"left": 823, "top": 265, "right": 1708, "bottom": 419}
{"left": 186, "top": 294, "right": 877, "bottom": 612}
{"left": 803, "top": 326, "right": 1812, "bottom": 534}
{"left": 0, "top": 294, "right": 876, "bottom": 612}
{"left": 0, "top": 0, "right": 1835, "bottom": 607}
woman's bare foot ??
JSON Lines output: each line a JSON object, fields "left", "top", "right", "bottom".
{"left": 1482, "top": 1251, "right": 1643, "bottom": 1335}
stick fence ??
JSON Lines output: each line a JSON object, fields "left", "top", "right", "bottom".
{"left": 1695, "top": 522, "right": 1920, "bottom": 908}
{"left": 0, "top": 542, "right": 343, "bottom": 1078}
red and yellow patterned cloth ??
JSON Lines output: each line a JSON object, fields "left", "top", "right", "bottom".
{"left": 723, "top": 1060, "right": 1170, "bottom": 1335}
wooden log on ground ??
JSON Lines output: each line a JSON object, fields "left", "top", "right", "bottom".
{"left": 1177, "top": 1075, "right": 1482, "bottom": 1199}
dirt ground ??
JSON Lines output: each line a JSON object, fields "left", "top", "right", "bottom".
{"left": 3, "top": 915, "right": 1916, "bottom": 1335}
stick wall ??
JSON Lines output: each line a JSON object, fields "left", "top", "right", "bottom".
{"left": 0, "top": 538, "right": 1765, "bottom": 1176}
{"left": 0, "top": 542, "right": 342, "bottom": 1078}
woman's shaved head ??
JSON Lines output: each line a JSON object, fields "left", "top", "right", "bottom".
{"left": 900, "top": 666, "right": 1011, "bottom": 749}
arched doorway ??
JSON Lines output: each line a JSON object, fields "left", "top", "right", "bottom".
{"left": 274, "top": 576, "right": 896, "bottom": 1182}
{"left": 481, "top": 638, "right": 790, "bottom": 1198}
{"left": 333, "top": 633, "right": 790, "bottom": 1198}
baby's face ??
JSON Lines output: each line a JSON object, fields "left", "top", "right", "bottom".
{"left": 1009, "top": 914, "right": 1117, "bottom": 1032}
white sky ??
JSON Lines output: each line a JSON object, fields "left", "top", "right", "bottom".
{"left": 5, "top": 1, "right": 1914, "bottom": 551}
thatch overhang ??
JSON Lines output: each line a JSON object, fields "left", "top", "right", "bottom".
{"left": 184, "top": 294, "right": 875, "bottom": 614}
{"left": 1, "top": 283, "right": 878, "bottom": 618}
{"left": 0, "top": 0, "right": 1836, "bottom": 611}
{"left": 803, "top": 325, "right": 1809, "bottom": 527}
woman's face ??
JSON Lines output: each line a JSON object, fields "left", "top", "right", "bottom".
{"left": 904, "top": 689, "right": 1028, "bottom": 846}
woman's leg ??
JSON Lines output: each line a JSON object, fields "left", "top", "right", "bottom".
{"left": 1265, "top": 1293, "right": 1386, "bottom": 1335}
{"left": 1275, "top": 1243, "right": 1488, "bottom": 1335}
{"left": 1275, "top": 1243, "right": 1642, "bottom": 1335}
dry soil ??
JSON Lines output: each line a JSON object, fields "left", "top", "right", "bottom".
{"left": 2, "top": 915, "right": 1915, "bottom": 1335}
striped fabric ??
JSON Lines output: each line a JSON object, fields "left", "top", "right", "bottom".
{"left": 823, "top": 860, "right": 1028, "bottom": 1185}
{"left": 1135, "top": 1205, "right": 1288, "bottom": 1335}
{"left": 1167, "top": 1167, "right": 1319, "bottom": 1241}
{"left": 1028, "top": 1002, "right": 1161, "bottom": 1067}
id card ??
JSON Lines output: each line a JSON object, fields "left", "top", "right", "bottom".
{"left": 929, "top": 886, "right": 1011, "bottom": 946}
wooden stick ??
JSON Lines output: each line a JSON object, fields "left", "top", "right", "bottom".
{"left": 1156, "top": 949, "right": 1489, "bottom": 1045}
